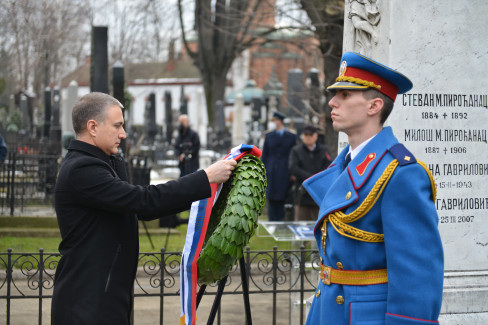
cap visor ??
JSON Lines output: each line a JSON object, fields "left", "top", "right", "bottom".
{"left": 327, "top": 81, "right": 370, "bottom": 92}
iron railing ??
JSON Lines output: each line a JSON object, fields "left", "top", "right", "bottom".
{"left": 0, "top": 152, "right": 58, "bottom": 215}
{"left": 0, "top": 246, "right": 320, "bottom": 325}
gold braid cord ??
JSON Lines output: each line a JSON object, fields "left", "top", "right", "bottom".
{"left": 418, "top": 160, "right": 437, "bottom": 201}
{"left": 322, "top": 159, "right": 437, "bottom": 243}
{"left": 336, "top": 76, "right": 382, "bottom": 90}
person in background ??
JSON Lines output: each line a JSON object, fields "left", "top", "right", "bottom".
{"left": 303, "top": 52, "right": 443, "bottom": 324}
{"left": 51, "top": 92, "right": 236, "bottom": 325}
{"left": 261, "top": 111, "right": 297, "bottom": 221}
{"left": 174, "top": 114, "right": 200, "bottom": 177}
{"left": 289, "top": 125, "right": 331, "bottom": 221}
{"left": 0, "top": 133, "right": 7, "bottom": 163}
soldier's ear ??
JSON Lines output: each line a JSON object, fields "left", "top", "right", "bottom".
{"left": 368, "top": 98, "right": 383, "bottom": 117}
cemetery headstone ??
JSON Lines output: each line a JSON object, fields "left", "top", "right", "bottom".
{"left": 91, "top": 26, "right": 109, "bottom": 94}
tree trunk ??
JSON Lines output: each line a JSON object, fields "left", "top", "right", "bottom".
{"left": 299, "top": 0, "right": 344, "bottom": 158}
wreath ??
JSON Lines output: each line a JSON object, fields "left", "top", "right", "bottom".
{"left": 197, "top": 155, "right": 267, "bottom": 284}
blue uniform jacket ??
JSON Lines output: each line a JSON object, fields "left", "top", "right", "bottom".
{"left": 303, "top": 127, "right": 444, "bottom": 325}
{"left": 261, "top": 129, "right": 297, "bottom": 201}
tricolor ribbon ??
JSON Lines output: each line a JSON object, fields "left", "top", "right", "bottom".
{"left": 179, "top": 144, "right": 262, "bottom": 325}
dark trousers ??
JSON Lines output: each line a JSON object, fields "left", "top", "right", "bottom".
{"left": 267, "top": 200, "right": 285, "bottom": 221}
{"left": 180, "top": 168, "right": 198, "bottom": 178}
{"left": 294, "top": 205, "right": 319, "bottom": 221}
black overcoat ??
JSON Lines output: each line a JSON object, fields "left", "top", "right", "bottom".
{"left": 51, "top": 140, "right": 211, "bottom": 325}
{"left": 174, "top": 127, "right": 200, "bottom": 173}
{"left": 289, "top": 142, "right": 332, "bottom": 206}
{"left": 261, "top": 130, "right": 297, "bottom": 201}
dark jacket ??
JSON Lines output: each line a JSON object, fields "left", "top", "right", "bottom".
{"left": 289, "top": 142, "right": 331, "bottom": 206}
{"left": 261, "top": 129, "right": 297, "bottom": 201}
{"left": 175, "top": 127, "right": 200, "bottom": 174}
{"left": 51, "top": 140, "right": 211, "bottom": 325}
{"left": 0, "top": 134, "right": 7, "bottom": 162}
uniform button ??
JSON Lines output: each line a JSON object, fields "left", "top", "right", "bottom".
{"left": 336, "top": 262, "right": 343, "bottom": 270}
{"left": 316, "top": 289, "right": 321, "bottom": 298}
{"left": 336, "top": 295, "right": 344, "bottom": 304}
{"left": 346, "top": 191, "right": 351, "bottom": 200}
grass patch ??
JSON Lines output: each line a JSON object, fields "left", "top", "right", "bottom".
{"left": 1, "top": 224, "right": 289, "bottom": 254}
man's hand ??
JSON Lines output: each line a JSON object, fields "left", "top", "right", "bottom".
{"left": 204, "top": 159, "right": 237, "bottom": 184}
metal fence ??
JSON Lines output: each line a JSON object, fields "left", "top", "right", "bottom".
{"left": 0, "top": 151, "right": 152, "bottom": 216}
{"left": 0, "top": 152, "right": 58, "bottom": 215}
{"left": 0, "top": 246, "right": 320, "bottom": 325}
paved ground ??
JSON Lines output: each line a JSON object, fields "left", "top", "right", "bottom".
{"left": 2, "top": 279, "right": 309, "bottom": 325}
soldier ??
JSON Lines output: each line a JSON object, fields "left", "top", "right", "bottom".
{"left": 304, "top": 52, "right": 443, "bottom": 324}
{"left": 261, "top": 111, "right": 297, "bottom": 221}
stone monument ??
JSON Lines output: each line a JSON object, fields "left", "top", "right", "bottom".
{"left": 63, "top": 80, "right": 78, "bottom": 136}
{"left": 232, "top": 93, "right": 245, "bottom": 146}
{"left": 340, "top": 0, "right": 488, "bottom": 323}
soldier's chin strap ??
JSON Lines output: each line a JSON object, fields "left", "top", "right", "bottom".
{"left": 322, "top": 159, "right": 437, "bottom": 244}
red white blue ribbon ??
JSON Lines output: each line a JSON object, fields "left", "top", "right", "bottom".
{"left": 179, "top": 144, "right": 262, "bottom": 325}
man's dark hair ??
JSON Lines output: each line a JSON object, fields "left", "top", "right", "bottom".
{"left": 362, "top": 89, "right": 394, "bottom": 124}
{"left": 72, "top": 92, "right": 123, "bottom": 136}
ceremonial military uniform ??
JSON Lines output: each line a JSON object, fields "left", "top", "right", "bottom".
{"left": 303, "top": 52, "right": 444, "bottom": 324}
{"left": 261, "top": 111, "right": 297, "bottom": 221}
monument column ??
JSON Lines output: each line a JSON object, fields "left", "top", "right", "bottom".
{"left": 341, "top": 1, "right": 488, "bottom": 323}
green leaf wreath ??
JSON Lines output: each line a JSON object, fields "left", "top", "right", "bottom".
{"left": 197, "top": 155, "right": 267, "bottom": 284}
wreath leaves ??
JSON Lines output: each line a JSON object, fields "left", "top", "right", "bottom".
{"left": 197, "top": 155, "right": 267, "bottom": 284}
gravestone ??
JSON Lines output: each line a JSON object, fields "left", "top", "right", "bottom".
{"left": 91, "top": 26, "right": 109, "bottom": 94}
{"left": 341, "top": 0, "right": 488, "bottom": 323}
{"left": 286, "top": 68, "right": 304, "bottom": 118}
{"left": 63, "top": 80, "right": 77, "bottom": 136}
{"left": 19, "top": 94, "right": 30, "bottom": 132}
{"left": 49, "top": 87, "right": 62, "bottom": 156}
{"left": 232, "top": 93, "right": 245, "bottom": 146}
{"left": 164, "top": 91, "right": 173, "bottom": 143}
{"left": 146, "top": 93, "right": 158, "bottom": 142}
{"left": 43, "top": 88, "right": 51, "bottom": 138}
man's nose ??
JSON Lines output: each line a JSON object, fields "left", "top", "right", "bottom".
{"left": 328, "top": 96, "right": 338, "bottom": 108}
{"left": 120, "top": 127, "right": 127, "bottom": 139}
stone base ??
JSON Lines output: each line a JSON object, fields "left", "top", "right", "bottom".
{"left": 439, "top": 312, "right": 488, "bottom": 324}
{"left": 440, "top": 270, "right": 488, "bottom": 323}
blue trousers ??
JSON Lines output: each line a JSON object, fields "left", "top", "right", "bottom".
{"left": 267, "top": 200, "right": 285, "bottom": 221}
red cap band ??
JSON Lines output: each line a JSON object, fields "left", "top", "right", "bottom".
{"left": 345, "top": 67, "right": 399, "bottom": 100}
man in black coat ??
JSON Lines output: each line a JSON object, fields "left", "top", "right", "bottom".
{"left": 261, "top": 111, "right": 297, "bottom": 221}
{"left": 174, "top": 114, "right": 200, "bottom": 176}
{"left": 51, "top": 92, "right": 236, "bottom": 325}
{"left": 289, "top": 125, "right": 332, "bottom": 220}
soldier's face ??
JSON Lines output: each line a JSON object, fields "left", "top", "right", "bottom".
{"left": 94, "top": 105, "right": 126, "bottom": 156}
{"left": 329, "top": 90, "right": 370, "bottom": 135}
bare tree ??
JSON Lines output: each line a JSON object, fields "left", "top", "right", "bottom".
{"left": 92, "top": 0, "right": 180, "bottom": 63}
{"left": 1, "top": 0, "right": 180, "bottom": 110}
{"left": 297, "top": 0, "right": 344, "bottom": 155}
{"left": 0, "top": 0, "right": 91, "bottom": 106}
{"left": 178, "top": 0, "right": 282, "bottom": 128}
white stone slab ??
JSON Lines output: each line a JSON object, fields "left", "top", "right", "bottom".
{"left": 341, "top": 0, "right": 488, "bottom": 318}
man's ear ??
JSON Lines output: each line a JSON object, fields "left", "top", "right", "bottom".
{"left": 368, "top": 98, "right": 384, "bottom": 117}
{"left": 86, "top": 120, "right": 98, "bottom": 137}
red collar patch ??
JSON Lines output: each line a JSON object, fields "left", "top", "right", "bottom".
{"left": 356, "top": 153, "right": 376, "bottom": 176}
